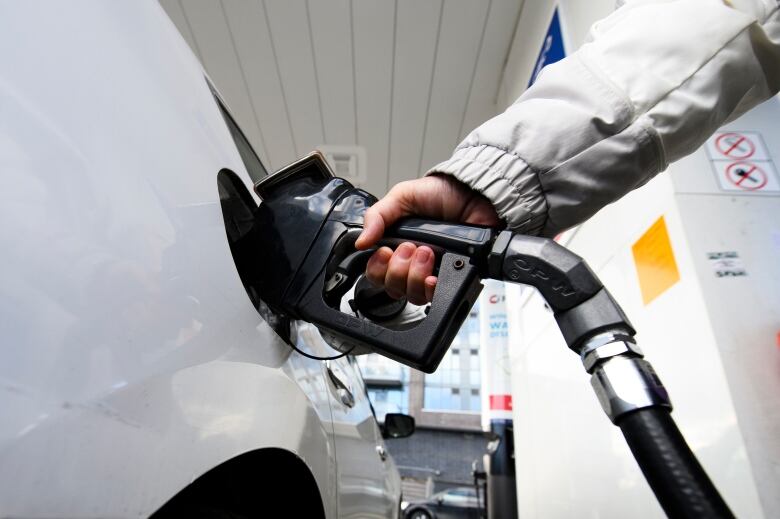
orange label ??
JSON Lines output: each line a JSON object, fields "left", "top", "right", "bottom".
{"left": 632, "top": 216, "right": 680, "bottom": 305}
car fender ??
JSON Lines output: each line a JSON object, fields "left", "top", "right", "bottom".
{"left": 0, "top": 310, "right": 338, "bottom": 517}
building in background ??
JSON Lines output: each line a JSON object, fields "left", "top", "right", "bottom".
{"left": 358, "top": 304, "right": 488, "bottom": 501}
{"left": 423, "top": 307, "right": 482, "bottom": 413}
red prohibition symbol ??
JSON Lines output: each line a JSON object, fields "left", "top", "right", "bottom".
{"left": 715, "top": 133, "right": 755, "bottom": 159}
{"left": 725, "top": 162, "right": 767, "bottom": 190}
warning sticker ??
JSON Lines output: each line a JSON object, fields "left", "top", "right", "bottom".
{"left": 706, "top": 131, "right": 779, "bottom": 194}
{"left": 711, "top": 160, "right": 780, "bottom": 192}
{"left": 725, "top": 162, "right": 767, "bottom": 190}
{"left": 632, "top": 216, "right": 681, "bottom": 305}
{"left": 707, "top": 131, "right": 770, "bottom": 161}
{"left": 706, "top": 251, "right": 747, "bottom": 278}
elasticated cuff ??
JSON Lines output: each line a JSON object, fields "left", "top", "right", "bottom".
{"left": 427, "top": 144, "right": 548, "bottom": 236}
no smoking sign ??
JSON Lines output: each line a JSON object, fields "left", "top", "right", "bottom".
{"left": 707, "top": 131, "right": 770, "bottom": 161}
{"left": 716, "top": 133, "right": 755, "bottom": 159}
{"left": 707, "top": 131, "right": 779, "bottom": 193}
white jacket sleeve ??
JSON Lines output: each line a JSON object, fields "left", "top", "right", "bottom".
{"left": 429, "top": 0, "right": 780, "bottom": 237}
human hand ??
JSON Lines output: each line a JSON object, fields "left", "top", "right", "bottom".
{"left": 355, "top": 174, "right": 500, "bottom": 305}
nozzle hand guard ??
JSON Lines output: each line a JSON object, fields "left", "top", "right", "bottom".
{"left": 251, "top": 152, "right": 492, "bottom": 372}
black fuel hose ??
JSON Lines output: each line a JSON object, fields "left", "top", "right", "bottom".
{"left": 491, "top": 233, "right": 734, "bottom": 516}
{"left": 618, "top": 408, "right": 735, "bottom": 518}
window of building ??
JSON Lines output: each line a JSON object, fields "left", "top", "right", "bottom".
{"left": 423, "top": 300, "right": 482, "bottom": 413}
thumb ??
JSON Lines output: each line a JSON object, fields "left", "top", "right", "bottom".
{"left": 355, "top": 205, "right": 386, "bottom": 249}
{"left": 355, "top": 187, "right": 410, "bottom": 249}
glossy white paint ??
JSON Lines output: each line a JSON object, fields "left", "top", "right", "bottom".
{"left": 0, "top": 2, "right": 399, "bottom": 517}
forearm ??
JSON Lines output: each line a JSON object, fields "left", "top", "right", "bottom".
{"left": 430, "top": 0, "right": 780, "bottom": 236}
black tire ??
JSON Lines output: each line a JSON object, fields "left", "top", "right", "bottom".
{"left": 185, "top": 507, "right": 248, "bottom": 519}
{"left": 406, "top": 508, "right": 433, "bottom": 519}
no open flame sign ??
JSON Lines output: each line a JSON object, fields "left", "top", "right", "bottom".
{"left": 726, "top": 162, "right": 768, "bottom": 190}
{"left": 706, "top": 131, "right": 780, "bottom": 193}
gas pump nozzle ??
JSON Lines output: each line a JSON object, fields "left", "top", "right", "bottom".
{"left": 249, "top": 152, "right": 733, "bottom": 518}
{"left": 251, "top": 151, "right": 635, "bottom": 372}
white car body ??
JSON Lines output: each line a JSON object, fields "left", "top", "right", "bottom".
{"left": 0, "top": 2, "right": 400, "bottom": 517}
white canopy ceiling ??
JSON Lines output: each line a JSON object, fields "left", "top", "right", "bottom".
{"left": 160, "top": 0, "right": 523, "bottom": 196}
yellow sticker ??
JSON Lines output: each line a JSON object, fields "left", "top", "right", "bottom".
{"left": 632, "top": 216, "right": 680, "bottom": 305}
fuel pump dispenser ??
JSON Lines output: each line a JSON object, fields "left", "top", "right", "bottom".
{"left": 243, "top": 152, "right": 735, "bottom": 518}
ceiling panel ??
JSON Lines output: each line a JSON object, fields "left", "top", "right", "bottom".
{"left": 459, "top": 0, "right": 524, "bottom": 141}
{"left": 222, "top": 0, "right": 296, "bottom": 171}
{"left": 353, "top": 0, "right": 395, "bottom": 195}
{"left": 264, "top": 0, "right": 325, "bottom": 159}
{"left": 418, "top": 0, "right": 490, "bottom": 175}
{"left": 160, "top": 0, "right": 523, "bottom": 196}
{"left": 308, "top": 0, "right": 356, "bottom": 146}
{"left": 387, "top": 0, "right": 443, "bottom": 187}
{"left": 179, "top": 0, "right": 269, "bottom": 165}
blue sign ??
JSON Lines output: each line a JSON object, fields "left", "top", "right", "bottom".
{"left": 528, "top": 7, "right": 566, "bottom": 87}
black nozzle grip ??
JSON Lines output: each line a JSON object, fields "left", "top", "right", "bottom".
{"left": 385, "top": 218, "right": 496, "bottom": 269}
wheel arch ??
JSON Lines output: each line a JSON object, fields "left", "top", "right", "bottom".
{"left": 151, "top": 447, "right": 326, "bottom": 518}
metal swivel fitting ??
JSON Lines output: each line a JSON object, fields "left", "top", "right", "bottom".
{"left": 579, "top": 331, "right": 671, "bottom": 423}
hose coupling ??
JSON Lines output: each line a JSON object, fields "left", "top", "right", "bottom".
{"left": 580, "top": 331, "right": 642, "bottom": 374}
{"left": 581, "top": 333, "right": 671, "bottom": 423}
